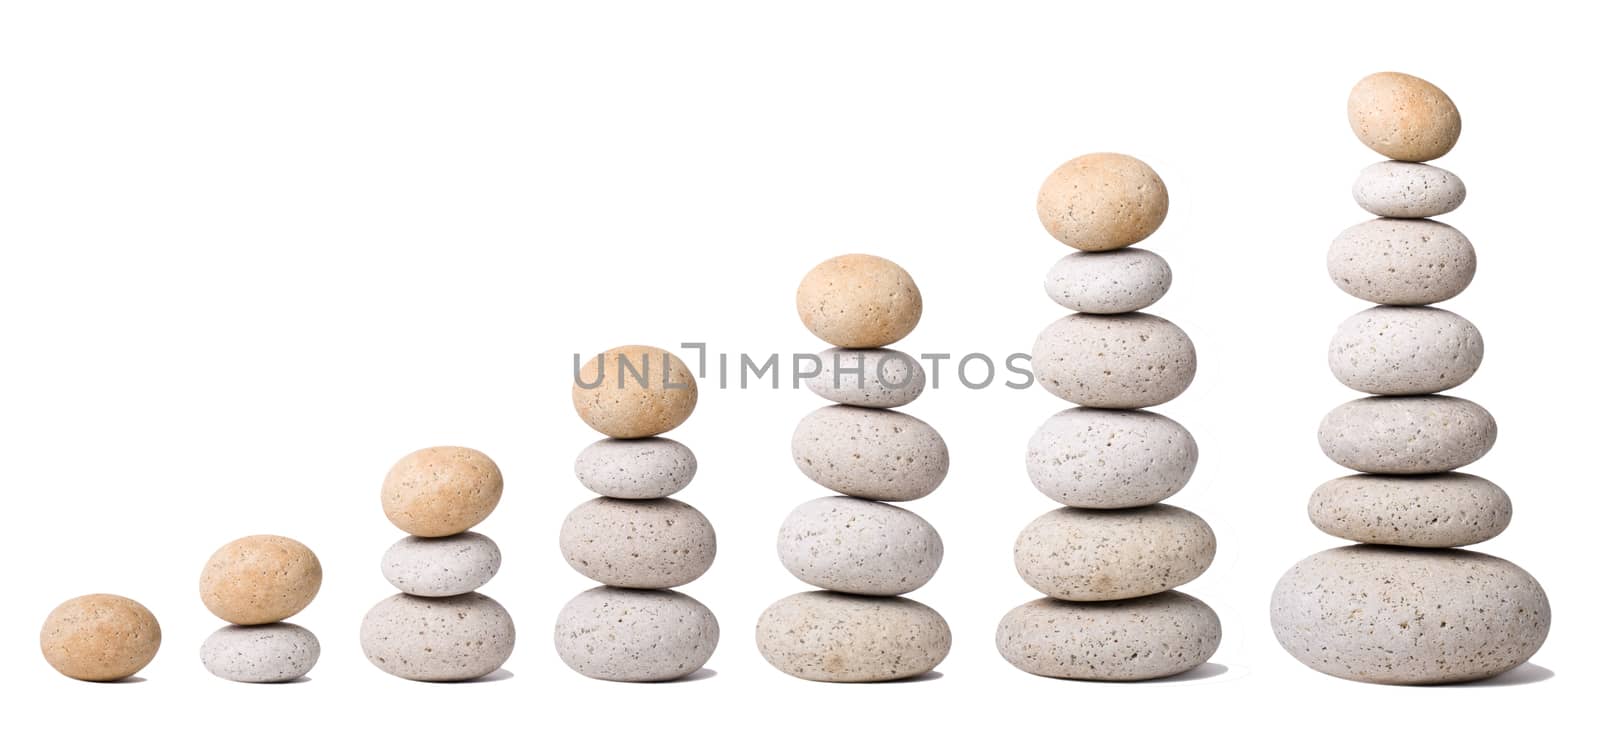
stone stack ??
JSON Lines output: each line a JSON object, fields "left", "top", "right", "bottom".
{"left": 1271, "top": 72, "right": 1551, "bottom": 684}
{"left": 198, "top": 534, "right": 323, "bottom": 683}
{"left": 557, "top": 345, "right": 719, "bottom": 682}
{"left": 756, "top": 254, "right": 952, "bottom": 683}
{"left": 361, "top": 446, "right": 515, "bottom": 681}
{"left": 997, "top": 153, "right": 1222, "bottom": 681}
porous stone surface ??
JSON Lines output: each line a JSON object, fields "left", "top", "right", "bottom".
{"left": 200, "top": 623, "right": 320, "bottom": 683}
{"left": 1309, "top": 473, "right": 1511, "bottom": 548}
{"left": 1328, "top": 219, "right": 1475, "bottom": 305}
{"left": 1319, "top": 395, "right": 1496, "bottom": 474}
{"left": 39, "top": 594, "right": 161, "bottom": 682}
{"left": 756, "top": 591, "right": 951, "bottom": 682}
{"left": 381, "top": 532, "right": 502, "bottom": 597}
{"left": 1025, "top": 407, "right": 1198, "bottom": 509}
{"left": 1032, "top": 313, "right": 1197, "bottom": 409}
{"left": 996, "top": 591, "right": 1220, "bottom": 681}
{"left": 791, "top": 405, "right": 949, "bottom": 501}
{"left": 805, "top": 348, "right": 926, "bottom": 408}
{"left": 559, "top": 497, "right": 716, "bottom": 589}
{"left": 381, "top": 446, "right": 504, "bottom": 537}
{"left": 1036, "top": 153, "right": 1168, "bottom": 251}
{"left": 1043, "top": 248, "right": 1172, "bottom": 313}
{"left": 1348, "top": 72, "right": 1462, "bottom": 162}
{"left": 795, "top": 254, "right": 923, "bottom": 348}
{"left": 572, "top": 345, "right": 699, "bottom": 439}
{"left": 574, "top": 437, "right": 697, "bottom": 500}
{"left": 554, "top": 586, "right": 719, "bottom": 682}
{"left": 199, "top": 535, "right": 322, "bottom": 625}
{"left": 1328, "top": 306, "right": 1483, "bottom": 395}
{"left": 1014, "top": 505, "right": 1215, "bottom": 601}
{"left": 1271, "top": 545, "right": 1550, "bottom": 684}
{"left": 360, "top": 592, "right": 515, "bottom": 682}
{"left": 777, "top": 496, "right": 943, "bottom": 596}
{"left": 1352, "top": 161, "right": 1466, "bottom": 218}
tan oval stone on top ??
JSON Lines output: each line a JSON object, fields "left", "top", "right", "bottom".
{"left": 40, "top": 594, "right": 162, "bottom": 682}
{"left": 381, "top": 446, "right": 504, "bottom": 537}
{"left": 795, "top": 254, "right": 923, "bottom": 348}
{"left": 199, "top": 535, "right": 322, "bottom": 625}
{"left": 572, "top": 345, "right": 699, "bottom": 438}
{"left": 1348, "top": 72, "right": 1461, "bottom": 162}
{"left": 1036, "top": 153, "right": 1168, "bottom": 251}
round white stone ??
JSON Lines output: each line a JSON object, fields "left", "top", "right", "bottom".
{"left": 1319, "top": 395, "right": 1496, "bottom": 474}
{"left": 756, "top": 591, "right": 950, "bottom": 682}
{"left": 1309, "top": 472, "right": 1511, "bottom": 548}
{"left": 360, "top": 592, "right": 515, "bottom": 681}
{"left": 804, "top": 348, "right": 926, "bottom": 408}
{"left": 1014, "top": 504, "right": 1215, "bottom": 601}
{"left": 997, "top": 591, "right": 1220, "bottom": 681}
{"left": 777, "top": 496, "right": 942, "bottom": 596}
{"left": 1043, "top": 248, "right": 1172, "bottom": 313}
{"left": 1328, "top": 306, "right": 1483, "bottom": 395}
{"left": 574, "top": 437, "right": 697, "bottom": 499}
{"left": 791, "top": 405, "right": 948, "bottom": 501}
{"left": 1032, "top": 313, "right": 1197, "bottom": 409}
{"left": 559, "top": 497, "right": 716, "bottom": 589}
{"left": 200, "top": 623, "right": 320, "bottom": 683}
{"left": 554, "top": 586, "right": 718, "bottom": 682}
{"left": 1352, "top": 161, "right": 1467, "bottom": 218}
{"left": 1328, "top": 219, "right": 1476, "bottom": 305}
{"left": 1026, "top": 407, "right": 1197, "bottom": 508}
{"left": 381, "top": 532, "right": 502, "bottom": 597}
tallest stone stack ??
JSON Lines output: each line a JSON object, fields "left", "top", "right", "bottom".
{"left": 1271, "top": 72, "right": 1551, "bottom": 684}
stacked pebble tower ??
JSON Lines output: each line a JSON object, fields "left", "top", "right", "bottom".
{"left": 1270, "top": 72, "right": 1550, "bottom": 684}
{"left": 361, "top": 446, "right": 515, "bottom": 681}
{"left": 996, "top": 153, "right": 1222, "bottom": 681}
{"left": 557, "top": 345, "right": 719, "bottom": 682}
{"left": 198, "top": 535, "right": 324, "bottom": 682}
{"left": 756, "top": 254, "right": 953, "bottom": 683}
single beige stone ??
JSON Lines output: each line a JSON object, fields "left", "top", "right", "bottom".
{"left": 1309, "top": 473, "right": 1511, "bottom": 548}
{"left": 1348, "top": 72, "right": 1461, "bottom": 162}
{"left": 795, "top": 254, "right": 922, "bottom": 348}
{"left": 1014, "top": 504, "right": 1215, "bottom": 602}
{"left": 381, "top": 446, "right": 504, "bottom": 537}
{"left": 756, "top": 591, "right": 950, "bottom": 682}
{"left": 572, "top": 345, "right": 699, "bottom": 438}
{"left": 1327, "top": 218, "right": 1476, "bottom": 306}
{"left": 40, "top": 594, "right": 162, "bottom": 682}
{"left": 1036, "top": 153, "right": 1168, "bottom": 251}
{"left": 560, "top": 497, "right": 716, "bottom": 589}
{"left": 997, "top": 591, "right": 1220, "bottom": 681}
{"left": 1319, "top": 395, "right": 1496, "bottom": 474}
{"left": 199, "top": 535, "right": 323, "bottom": 625}
{"left": 1032, "top": 313, "right": 1197, "bottom": 409}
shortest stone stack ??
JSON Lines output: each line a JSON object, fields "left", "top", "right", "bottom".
{"left": 198, "top": 534, "right": 322, "bottom": 683}
{"left": 362, "top": 446, "right": 515, "bottom": 682}
{"left": 557, "top": 345, "right": 718, "bottom": 682}
{"left": 40, "top": 593, "right": 162, "bottom": 682}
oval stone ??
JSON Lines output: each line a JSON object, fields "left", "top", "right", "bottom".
{"left": 1272, "top": 546, "right": 1550, "bottom": 684}
{"left": 381, "top": 531, "right": 502, "bottom": 597}
{"left": 1319, "top": 396, "right": 1496, "bottom": 474}
{"left": 1309, "top": 473, "right": 1511, "bottom": 548}
{"left": 1032, "top": 313, "right": 1197, "bottom": 409}
{"left": 1026, "top": 407, "right": 1197, "bottom": 508}
{"left": 997, "top": 591, "right": 1220, "bottom": 681}
{"left": 200, "top": 623, "right": 320, "bottom": 683}
{"left": 1352, "top": 161, "right": 1466, "bottom": 218}
{"left": 1043, "top": 248, "right": 1172, "bottom": 314}
{"left": 1328, "top": 306, "right": 1483, "bottom": 395}
{"left": 756, "top": 591, "right": 951, "bottom": 682}
{"left": 360, "top": 592, "right": 515, "bottom": 681}
{"left": 560, "top": 498, "right": 716, "bottom": 589}
{"left": 1347, "top": 72, "right": 1461, "bottom": 162}
{"left": 805, "top": 348, "right": 926, "bottom": 408}
{"left": 1328, "top": 219, "right": 1476, "bottom": 305}
{"left": 777, "top": 497, "right": 943, "bottom": 596}
{"left": 554, "top": 586, "right": 718, "bottom": 682}
{"left": 574, "top": 437, "right": 697, "bottom": 499}
{"left": 1036, "top": 153, "right": 1168, "bottom": 251}
{"left": 1014, "top": 504, "right": 1215, "bottom": 601}
{"left": 792, "top": 405, "right": 948, "bottom": 501}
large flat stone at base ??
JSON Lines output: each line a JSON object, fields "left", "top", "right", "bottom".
{"left": 996, "top": 591, "right": 1219, "bottom": 681}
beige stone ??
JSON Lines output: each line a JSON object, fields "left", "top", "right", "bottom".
{"left": 795, "top": 254, "right": 922, "bottom": 348}
{"left": 1348, "top": 72, "right": 1461, "bottom": 162}
{"left": 381, "top": 446, "right": 504, "bottom": 537}
{"left": 1036, "top": 153, "right": 1168, "bottom": 251}
{"left": 1014, "top": 504, "right": 1215, "bottom": 602}
{"left": 1309, "top": 473, "right": 1511, "bottom": 548}
{"left": 199, "top": 535, "right": 322, "bottom": 625}
{"left": 40, "top": 594, "right": 161, "bottom": 682}
{"left": 572, "top": 345, "right": 698, "bottom": 438}
{"left": 756, "top": 591, "right": 950, "bottom": 682}
{"left": 997, "top": 591, "right": 1220, "bottom": 681}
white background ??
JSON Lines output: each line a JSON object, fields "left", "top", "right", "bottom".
{"left": 1, "top": 1, "right": 1592, "bottom": 729}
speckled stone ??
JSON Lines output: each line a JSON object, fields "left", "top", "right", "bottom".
{"left": 1328, "top": 219, "right": 1476, "bottom": 306}
{"left": 791, "top": 405, "right": 949, "bottom": 502}
{"left": 1032, "top": 313, "right": 1197, "bottom": 409}
{"left": 360, "top": 592, "right": 515, "bottom": 682}
{"left": 805, "top": 348, "right": 926, "bottom": 408}
{"left": 1319, "top": 395, "right": 1496, "bottom": 474}
{"left": 1272, "top": 545, "right": 1549, "bottom": 684}
{"left": 1353, "top": 161, "right": 1466, "bottom": 218}
{"left": 554, "top": 586, "right": 718, "bottom": 682}
{"left": 574, "top": 438, "right": 697, "bottom": 500}
{"left": 796, "top": 254, "right": 923, "bottom": 348}
{"left": 560, "top": 497, "right": 716, "bottom": 589}
{"left": 997, "top": 591, "right": 1220, "bottom": 681}
{"left": 777, "top": 497, "right": 943, "bottom": 596}
{"left": 756, "top": 591, "right": 951, "bottom": 683}
{"left": 199, "top": 535, "right": 322, "bottom": 626}
{"left": 1348, "top": 72, "right": 1461, "bottom": 163}
{"left": 1014, "top": 505, "right": 1215, "bottom": 602}
{"left": 572, "top": 345, "right": 699, "bottom": 439}
{"left": 1036, "top": 153, "right": 1169, "bottom": 252}
{"left": 39, "top": 594, "right": 161, "bottom": 682}
{"left": 381, "top": 532, "right": 502, "bottom": 597}
{"left": 1309, "top": 473, "right": 1511, "bottom": 548}
{"left": 1026, "top": 407, "right": 1198, "bottom": 509}
{"left": 381, "top": 446, "right": 504, "bottom": 538}
{"left": 200, "top": 623, "right": 319, "bottom": 683}
{"left": 1328, "top": 306, "right": 1484, "bottom": 395}
{"left": 1043, "top": 249, "right": 1172, "bottom": 314}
